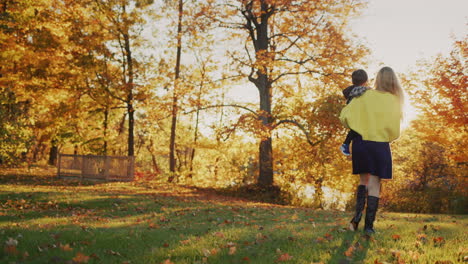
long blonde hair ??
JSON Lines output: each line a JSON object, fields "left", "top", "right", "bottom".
{"left": 374, "top": 67, "right": 404, "bottom": 109}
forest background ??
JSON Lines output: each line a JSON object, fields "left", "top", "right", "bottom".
{"left": 0, "top": 0, "right": 466, "bottom": 214}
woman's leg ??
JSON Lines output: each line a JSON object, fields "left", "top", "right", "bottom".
{"left": 359, "top": 173, "right": 369, "bottom": 186}
{"left": 365, "top": 175, "right": 381, "bottom": 234}
{"left": 367, "top": 175, "right": 380, "bottom": 197}
{"left": 349, "top": 173, "right": 369, "bottom": 231}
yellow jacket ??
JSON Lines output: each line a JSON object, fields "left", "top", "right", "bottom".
{"left": 339, "top": 90, "right": 401, "bottom": 142}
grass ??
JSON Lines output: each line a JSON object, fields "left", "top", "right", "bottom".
{"left": 0, "top": 168, "right": 467, "bottom": 264}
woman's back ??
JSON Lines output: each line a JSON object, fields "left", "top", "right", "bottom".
{"left": 339, "top": 89, "right": 401, "bottom": 142}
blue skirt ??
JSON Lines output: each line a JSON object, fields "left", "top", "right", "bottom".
{"left": 352, "top": 135, "right": 393, "bottom": 179}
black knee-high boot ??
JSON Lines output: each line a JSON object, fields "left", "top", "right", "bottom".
{"left": 349, "top": 185, "right": 366, "bottom": 231}
{"left": 364, "top": 196, "right": 379, "bottom": 234}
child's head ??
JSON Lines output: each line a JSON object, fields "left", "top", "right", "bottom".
{"left": 351, "top": 69, "right": 368, "bottom": 86}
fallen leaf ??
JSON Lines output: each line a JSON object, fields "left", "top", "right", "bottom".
{"left": 73, "top": 252, "right": 90, "bottom": 263}
{"left": 228, "top": 246, "right": 237, "bottom": 255}
{"left": 214, "top": 232, "right": 225, "bottom": 238}
{"left": 148, "top": 223, "right": 158, "bottom": 229}
{"left": 106, "top": 249, "right": 122, "bottom": 256}
{"left": 433, "top": 237, "right": 445, "bottom": 246}
{"left": 315, "top": 237, "right": 326, "bottom": 243}
{"left": 416, "top": 234, "right": 427, "bottom": 243}
{"left": 160, "top": 259, "right": 174, "bottom": 264}
{"left": 277, "top": 253, "right": 293, "bottom": 261}
{"left": 90, "top": 253, "right": 100, "bottom": 260}
{"left": 4, "top": 245, "right": 18, "bottom": 255}
{"left": 210, "top": 248, "right": 219, "bottom": 255}
{"left": 344, "top": 246, "right": 354, "bottom": 257}
{"left": 392, "top": 234, "right": 401, "bottom": 241}
{"left": 60, "top": 244, "right": 73, "bottom": 251}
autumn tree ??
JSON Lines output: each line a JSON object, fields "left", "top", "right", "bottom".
{"left": 413, "top": 38, "right": 467, "bottom": 129}
{"left": 92, "top": 0, "right": 154, "bottom": 157}
{"left": 385, "top": 38, "right": 467, "bottom": 213}
{"left": 0, "top": 0, "right": 87, "bottom": 164}
{"left": 212, "top": 0, "right": 368, "bottom": 187}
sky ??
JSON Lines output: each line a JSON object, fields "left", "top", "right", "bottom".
{"left": 349, "top": 0, "right": 467, "bottom": 75}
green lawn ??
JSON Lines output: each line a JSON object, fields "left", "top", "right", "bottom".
{"left": 1, "top": 168, "right": 467, "bottom": 263}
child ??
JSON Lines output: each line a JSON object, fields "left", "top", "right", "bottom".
{"left": 340, "top": 69, "right": 370, "bottom": 156}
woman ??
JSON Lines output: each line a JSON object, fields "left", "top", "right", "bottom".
{"left": 339, "top": 67, "right": 404, "bottom": 234}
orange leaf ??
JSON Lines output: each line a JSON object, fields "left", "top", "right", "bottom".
{"left": 60, "top": 244, "right": 73, "bottom": 251}
{"left": 277, "top": 253, "right": 293, "bottom": 262}
{"left": 73, "top": 252, "right": 90, "bottom": 263}
{"left": 315, "top": 237, "right": 325, "bottom": 243}
{"left": 433, "top": 236, "right": 445, "bottom": 246}
{"left": 4, "top": 245, "right": 18, "bottom": 255}
{"left": 210, "top": 248, "right": 219, "bottom": 255}
{"left": 392, "top": 234, "right": 401, "bottom": 241}
{"left": 161, "top": 259, "right": 174, "bottom": 264}
{"left": 344, "top": 246, "right": 354, "bottom": 257}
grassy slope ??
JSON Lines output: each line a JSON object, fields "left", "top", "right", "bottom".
{"left": 0, "top": 168, "right": 467, "bottom": 264}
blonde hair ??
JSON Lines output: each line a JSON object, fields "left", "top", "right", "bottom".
{"left": 374, "top": 67, "right": 404, "bottom": 108}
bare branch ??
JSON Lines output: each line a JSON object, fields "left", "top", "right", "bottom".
{"left": 242, "top": 9, "right": 258, "bottom": 51}
{"left": 272, "top": 69, "right": 328, "bottom": 83}
{"left": 94, "top": 71, "right": 126, "bottom": 103}
{"left": 184, "top": 104, "right": 258, "bottom": 117}
{"left": 273, "top": 119, "right": 325, "bottom": 147}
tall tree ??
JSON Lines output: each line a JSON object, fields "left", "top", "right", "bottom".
{"left": 168, "top": 0, "right": 184, "bottom": 181}
{"left": 93, "top": 0, "right": 153, "bottom": 157}
{"left": 214, "top": 0, "right": 368, "bottom": 186}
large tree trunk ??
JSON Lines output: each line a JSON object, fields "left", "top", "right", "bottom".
{"left": 257, "top": 74, "right": 273, "bottom": 186}
{"left": 103, "top": 108, "right": 108, "bottom": 155}
{"left": 168, "top": 0, "right": 183, "bottom": 182}
{"left": 48, "top": 139, "right": 58, "bottom": 166}
{"left": 315, "top": 178, "right": 324, "bottom": 210}
{"left": 254, "top": 2, "right": 274, "bottom": 187}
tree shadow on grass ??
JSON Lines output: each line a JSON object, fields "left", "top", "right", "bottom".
{"left": 327, "top": 231, "right": 373, "bottom": 264}
{"left": 0, "top": 173, "right": 105, "bottom": 187}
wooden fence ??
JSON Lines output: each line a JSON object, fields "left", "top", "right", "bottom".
{"left": 57, "top": 154, "right": 135, "bottom": 181}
